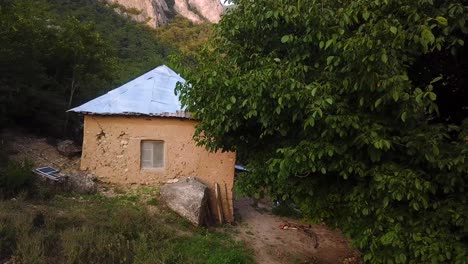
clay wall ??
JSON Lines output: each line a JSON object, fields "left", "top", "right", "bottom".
{"left": 81, "top": 115, "right": 235, "bottom": 222}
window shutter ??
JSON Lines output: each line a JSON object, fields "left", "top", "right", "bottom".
{"left": 152, "top": 142, "right": 164, "bottom": 167}
{"left": 141, "top": 142, "right": 153, "bottom": 168}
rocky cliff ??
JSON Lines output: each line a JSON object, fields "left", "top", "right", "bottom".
{"left": 104, "top": 0, "right": 224, "bottom": 27}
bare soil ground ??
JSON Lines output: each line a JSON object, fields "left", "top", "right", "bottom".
{"left": 2, "top": 129, "right": 80, "bottom": 174}
{"left": 233, "top": 198, "right": 360, "bottom": 264}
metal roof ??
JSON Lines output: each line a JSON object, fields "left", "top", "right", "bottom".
{"left": 69, "top": 65, "right": 191, "bottom": 118}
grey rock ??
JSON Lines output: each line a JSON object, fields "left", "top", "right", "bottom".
{"left": 57, "top": 140, "right": 81, "bottom": 157}
{"left": 103, "top": 0, "right": 224, "bottom": 28}
{"left": 160, "top": 177, "right": 209, "bottom": 226}
{"left": 66, "top": 172, "right": 97, "bottom": 194}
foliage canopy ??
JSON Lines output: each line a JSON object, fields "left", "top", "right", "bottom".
{"left": 177, "top": 0, "right": 468, "bottom": 262}
{"left": 0, "top": 0, "right": 211, "bottom": 138}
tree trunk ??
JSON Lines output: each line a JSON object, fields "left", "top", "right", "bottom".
{"left": 63, "top": 69, "right": 77, "bottom": 135}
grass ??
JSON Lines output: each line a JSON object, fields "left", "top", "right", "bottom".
{"left": 0, "top": 189, "right": 254, "bottom": 264}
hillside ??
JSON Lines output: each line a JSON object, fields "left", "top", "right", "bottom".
{"left": 0, "top": 0, "right": 211, "bottom": 138}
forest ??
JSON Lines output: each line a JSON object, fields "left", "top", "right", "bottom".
{"left": 0, "top": 0, "right": 211, "bottom": 139}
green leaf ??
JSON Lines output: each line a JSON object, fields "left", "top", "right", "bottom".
{"left": 435, "top": 16, "right": 448, "bottom": 26}
{"left": 421, "top": 28, "right": 435, "bottom": 45}
{"left": 401, "top": 111, "right": 407, "bottom": 122}
{"left": 228, "top": 96, "right": 236, "bottom": 104}
{"left": 399, "top": 254, "right": 407, "bottom": 263}
{"left": 362, "top": 10, "right": 370, "bottom": 21}
{"left": 311, "top": 87, "right": 318, "bottom": 96}
{"left": 380, "top": 232, "right": 394, "bottom": 245}
{"left": 375, "top": 98, "right": 382, "bottom": 108}
{"left": 390, "top": 26, "right": 397, "bottom": 34}
{"left": 325, "top": 39, "right": 333, "bottom": 49}
{"left": 430, "top": 76, "right": 443, "bottom": 84}
{"left": 325, "top": 98, "right": 333, "bottom": 105}
{"left": 383, "top": 197, "right": 389, "bottom": 207}
{"left": 432, "top": 144, "right": 439, "bottom": 156}
{"left": 381, "top": 53, "right": 388, "bottom": 64}
{"left": 281, "top": 35, "right": 289, "bottom": 43}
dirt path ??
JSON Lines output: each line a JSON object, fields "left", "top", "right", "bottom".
{"left": 233, "top": 198, "right": 359, "bottom": 264}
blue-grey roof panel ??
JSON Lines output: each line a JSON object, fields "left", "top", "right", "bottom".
{"left": 69, "top": 65, "right": 190, "bottom": 118}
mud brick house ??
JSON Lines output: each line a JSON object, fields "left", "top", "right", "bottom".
{"left": 70, "top": 65, "right": 235, "bottom": 222}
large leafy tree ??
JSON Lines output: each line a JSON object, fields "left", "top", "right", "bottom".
{"left": 0, "top": 0, "right": 116, "bottom": 136}
{"left": 53, "top": 18, "right": 117, "bottom": 132}
{"left": 177, "top": 0, "right": 468, "bottom": 262}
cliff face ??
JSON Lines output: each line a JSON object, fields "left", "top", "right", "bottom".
{"left": 104, "top": 0, "right": 224, "bottom": 27}
{"left": 174, "top": 0, "right": 224, "bottom": 24}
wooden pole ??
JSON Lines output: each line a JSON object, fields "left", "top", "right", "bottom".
{"left": 215, "top": 183, "right": 224, "bottom": 224}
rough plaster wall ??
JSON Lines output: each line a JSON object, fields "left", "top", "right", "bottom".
{"left": 81, "top": 115, "right": 235, "bottom": 222}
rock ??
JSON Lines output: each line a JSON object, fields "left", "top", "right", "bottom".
{"left": 87, "top": 173, "right": 97, "bottom": 181}
{"left": 103, "top": 0, "right": 224, "bottom": 28}
{"left": 174, "top": 0, "right": 224, "bottom": 24}
{"left": 160, "top": 177, "right": 209, "bottom": 226}
{"left": 66, "top": 172, "right": 97, "bottom": 194}
{"left": 57, "top": 140, "right": 81, "bottom": 157}
{"left": 166, "top": 178, "right": 179, "bottom": 184}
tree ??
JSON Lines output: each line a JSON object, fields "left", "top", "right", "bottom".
{"left": 0, "top": 0, "right": 117, "bottom": 136}
{"left": 177, "top": 0, "right": 468, "bottom": 262}
{"left": 52, "top": 17, "right": 117, "bottom": 133}
{"left": 0, "top": 0, "right": 59, "bottom": 127}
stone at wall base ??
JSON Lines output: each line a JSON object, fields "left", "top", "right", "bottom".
{"left": 160, "top": 177, "right": 209, "bottom": 226}
{"left": 65, "top": 172, "right": 97, "bottom": 194}
{"left": 57, "top": 140, "right": 81, "bottom": 157}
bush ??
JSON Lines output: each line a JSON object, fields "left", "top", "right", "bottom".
{"left": 177, "top": 0, "right": 468, "bottom": 262}
{"left": 0, "top": 160, "right": 35, "bottom": 198}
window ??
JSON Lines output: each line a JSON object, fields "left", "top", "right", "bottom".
{"left": 141, "top": 141, "right": 164, "bottom": 169}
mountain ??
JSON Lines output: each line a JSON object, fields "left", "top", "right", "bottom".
{"left": 104, "top": 0, "right": 224, "bottom": 27}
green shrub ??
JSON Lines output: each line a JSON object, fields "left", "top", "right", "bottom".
{"left": 177, "top": 0, "right": 468, "bottom": 262}
{"left": 0, "top": 222, "right": 16, "bottom": 259}
{"left": 271, "top": 202, "right": 302, "bottom": 219}
{"left": 0, "top": 160, "right": 35, "bottom": 198}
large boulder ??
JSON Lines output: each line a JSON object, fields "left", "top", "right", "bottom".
{"left": 57, "top": 140, "right": 81, "bottom": 157}
{"left": 160, "top": 177, "right": 209, "bottom": 226}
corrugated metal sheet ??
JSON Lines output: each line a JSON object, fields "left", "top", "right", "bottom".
{"left": 68, "top": 65, "right": 191, "bottom": 118}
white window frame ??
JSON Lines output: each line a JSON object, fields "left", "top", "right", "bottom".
{"left": 140, "top": 140, "right": 165, "bottom": 169}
